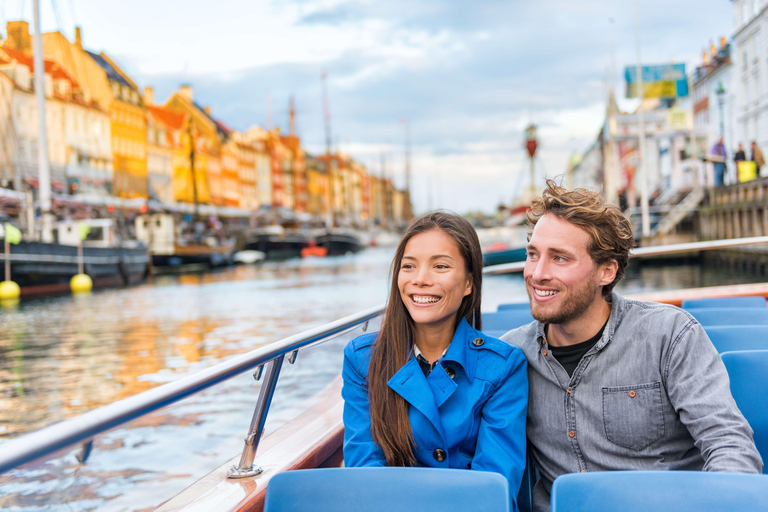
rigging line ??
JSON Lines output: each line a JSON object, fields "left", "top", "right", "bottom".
{"left": 50, "top": 0, "right": 63, "bottom": 35}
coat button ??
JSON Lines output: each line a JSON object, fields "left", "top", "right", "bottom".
{"left": 472, "top": 337, "right": 484, "bottom": 347}
{"left": 444, "top": 366, "right": 455, "bottom": 379}
{"left": 433, "top": 448, "right": 447, "bottom": 462}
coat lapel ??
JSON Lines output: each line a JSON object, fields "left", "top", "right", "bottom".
{"left": 388, "top": 357, "right": 446, "bottom": 442}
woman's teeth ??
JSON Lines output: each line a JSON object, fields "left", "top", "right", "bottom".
{"left": 413, "top": 296, "right": 440, "bottom": 304}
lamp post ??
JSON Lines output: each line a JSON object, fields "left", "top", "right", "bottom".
{"left": 716, "top": 82, "right": 726, "bottom": 139}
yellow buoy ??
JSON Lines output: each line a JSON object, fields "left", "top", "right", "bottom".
{"left": 70, "top": 274, "right": 93, "bottom": 294}
{"left": 0, "top": 280, "right": 20, "bottom": 301}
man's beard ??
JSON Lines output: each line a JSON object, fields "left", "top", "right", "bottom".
{"left": 527, "top": 278, "right": 602, "bottom": 325}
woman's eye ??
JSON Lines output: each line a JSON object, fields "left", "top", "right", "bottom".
{"left": 401, "top": 263, "right": 414, "bottom": 269}
{"left": 435, "top": 264, "right": 449, "bottom": 269}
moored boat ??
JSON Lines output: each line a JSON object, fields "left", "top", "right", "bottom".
{"left": 315, "top": 230, "right": 363, "bottom": 256}
{"left": 244, "top": 226, "right": 310, "bottom": 260}
{"left": 3, "top": 218, "right": 150, "bottom": 297}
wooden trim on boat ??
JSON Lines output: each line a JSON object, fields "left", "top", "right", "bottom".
{"left": 626, "top": 282, "right": 768, "bottom": 307}
{"left": 155, "top": 377, "right": 344, "bottom": 512}
{"left": 156, "top": 282, "right": 768, "bottom": 512}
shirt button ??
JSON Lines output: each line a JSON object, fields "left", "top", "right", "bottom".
{"left": 581, "top": 469, "right": 587, "bottom": 473}
{"left": 444, "top": 366, "right": 455, "bottom": 379}
{"left": 567, "top": 387, "right": 572, "bottom": 394}
{"left": 472, "top": 337, "right": 484, "bottom": 347}
{"left": 433, "top": 448, "right": 447, "bottom": 462}
{"left": 542, "top": 350, "right": 548, "bottom": 356}
{"left": 569, "top": 431, "right": 576, "bottom": 438}
{"left": 629, "top": 390, "right": 636, "bottom": 398}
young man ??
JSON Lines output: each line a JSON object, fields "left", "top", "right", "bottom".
{"left": 502, "top": 181, "right": 762, "bottom": 512}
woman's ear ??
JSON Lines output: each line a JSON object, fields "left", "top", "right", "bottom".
{"left": 464, "top": 276, "right": 472, "bottom": 297}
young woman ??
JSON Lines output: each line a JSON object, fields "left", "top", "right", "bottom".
{"left": 342, "top": 211, "right": 528, "bottom": 509}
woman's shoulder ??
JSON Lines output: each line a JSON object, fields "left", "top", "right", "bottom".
{"left": 344, "top": 331, "right": 379, "bottom": 358}
{"left": 469, "top": 329, "right": 527, "bottom": 380}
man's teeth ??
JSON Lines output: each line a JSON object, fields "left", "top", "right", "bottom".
{"left": 535, "top": 289, "right": 558, "bottom": 297}
{"left": 413, "top": 296, "right": 440, "bottom": 304}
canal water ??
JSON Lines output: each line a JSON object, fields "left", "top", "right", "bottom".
{"left": 0, "top": 247, "right": 764, "bottom": 511}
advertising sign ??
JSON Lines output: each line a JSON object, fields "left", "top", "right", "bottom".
{"left": 625, "top": 64, "right": 688, "bottom": 99}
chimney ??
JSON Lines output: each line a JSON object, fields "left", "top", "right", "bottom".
{"left": 75, "top": 26, "right": 82, "bottom": 48}
{"left": 703, "top": 49, "right": 710, "bottom": 66}
{"left": 6, "top": 21, "right": 32, "bottom": 52}
{"left": 179, "top": 84, "right": 193, "bottom": 102}
{"left": 710, "top": 41, "right": 717, "bottom": 59}
{"left": 143, "top": 86, "right": 154, "bottom": 106}
{"left": 203, "top": 106, "right": 211, "bottom": 116}
{"left": 720, "top": 36, "right": 727, "bottom": 52}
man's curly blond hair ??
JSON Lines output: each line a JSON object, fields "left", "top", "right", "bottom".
{"left": 527, "top": 179, "right": 635, "bottom": 296}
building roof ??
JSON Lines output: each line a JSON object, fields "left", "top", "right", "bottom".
{"left": 2, "top": 46, "right": 79, "bottom": 88}
{"left": 86, "top": 50, "right": 135, "bottom": 90}
{"left": 148, "top": 105, "right": 187, "bottom": 131}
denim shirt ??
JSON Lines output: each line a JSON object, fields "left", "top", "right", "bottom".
{"left": 502, "top": 292, "right": 763, "bottom": 512}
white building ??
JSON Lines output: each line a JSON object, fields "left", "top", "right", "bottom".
{"left": 692, "top": 39, "right": 736, "bottom": 185}
{"left": 731, "top": 0, "right": 768, "bottom": 174}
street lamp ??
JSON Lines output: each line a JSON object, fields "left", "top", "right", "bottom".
{"left": 716, "top": 82, "right": 726, "bottom": 138}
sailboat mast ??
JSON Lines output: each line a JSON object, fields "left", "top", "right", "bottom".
{"left": 32, "top": 0, "right": 53, "bottom": 242}
{"left": 322, "top": 71, "right": 335, "bottom": 227}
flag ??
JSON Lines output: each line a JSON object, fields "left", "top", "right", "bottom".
{"left": 78, "top": 223, "right": 91, "bottom": 241}
{"left": 4, "top": 223, "right": 21, "bottom": 245}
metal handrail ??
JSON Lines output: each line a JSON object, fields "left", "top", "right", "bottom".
{"left": 0, "top": 304, "right": 384, "bottom": 475}
{"left": 482, "top": 235, "right": 768, "bottom": 275}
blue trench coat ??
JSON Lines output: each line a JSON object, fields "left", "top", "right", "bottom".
{"left": 342, "top": 318, "right": 528, "bottom": 511}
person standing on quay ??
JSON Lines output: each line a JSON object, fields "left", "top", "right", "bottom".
{"left": 734, "top": 143, "right": 747, "bottom": 183}
{"left": 751, "top": 141, "right": 765, "bottom": 176}
{"left": 711, "top": 137, "right": 727, "bottom": 186}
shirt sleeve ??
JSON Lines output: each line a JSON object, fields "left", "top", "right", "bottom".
{"left": 342, "top": 340, "right": 387, "bottom": 467}
{"left": 665, "top": 320, "right": 763, "bottom": 473}
{"left": 471, "top": 348, "right": 529, "bottom": 511}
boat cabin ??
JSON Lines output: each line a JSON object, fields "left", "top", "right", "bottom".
{"left": 54, "top": 219, "right": 117, "bottom": 248}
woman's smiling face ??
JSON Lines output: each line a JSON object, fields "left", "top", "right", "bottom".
{"left": 398, "top": 228, "right": 472, "bottom": 331}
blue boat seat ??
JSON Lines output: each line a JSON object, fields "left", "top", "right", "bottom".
{"left": 264, "top": 467, "right": 510, "bottom": 512}
{"left": 482, "top": 311, "right": 535, "bottom": 333}
{"left": 498, "top": 303, "right": 532, "bottom": 312}
{"left": 686, "top": 308, "right": 768, "bottom": 326}
{"left": 550, "top": 471, "right": 768, "bottom": 512}
{"left": 682, "top": 296, "right": 767, "bottom": 310}
{"left": 704, "top": 326, "right": 768, "bottom": 353}
{"left": 721, "top": 350, "right": 768, "bottom": 474}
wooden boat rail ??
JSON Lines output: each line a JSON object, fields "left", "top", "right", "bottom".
{"left": 0, "top": 304, "right": 384, "bottom": 476}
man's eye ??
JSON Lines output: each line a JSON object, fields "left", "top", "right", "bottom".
{"left": 554, "top": 256, "right": 567, "bottom": 263}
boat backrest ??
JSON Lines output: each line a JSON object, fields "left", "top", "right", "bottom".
{"left": 482, "top": 311, "right": 535, "bottom": 336}
{"left": 721, "top": 350, "right": 768, "bottom": 474}
{"left": 686, "top": 308, "right": 768, "bottom": 326}
{"left": 550, "top": 471, "right": 768, "bottom": 511}
{"left": 704, "top": 326, "right": 768, "bottom": 353}
{"left": 264, "top": 467, "right": 510, "bottom": 512}
{"left": 497, "top": 303, "right": 532, "bottom": 312}
{"left": 682, "top": 296, "right": 767, "bottom": 309}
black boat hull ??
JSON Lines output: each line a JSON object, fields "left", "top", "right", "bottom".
{"left": 3, "top": 242, "right": 150, "bottom": 297}
{"left": 244, "top": 233, "right": 309, "bottom": 260}
{"left": 315, "top": 233, "right": 363, "bottom": 256}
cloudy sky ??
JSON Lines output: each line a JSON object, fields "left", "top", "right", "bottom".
{"left": 7, "top": 0, "right": 734, "bottom": 214}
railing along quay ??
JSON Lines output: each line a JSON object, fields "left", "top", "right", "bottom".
{"left": 0, "top": 305, "right": 384, "bottom": 476}
{"left": 700, "top": 177, "right": 768, "bottom": 240}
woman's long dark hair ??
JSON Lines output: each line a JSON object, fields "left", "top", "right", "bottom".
{"left": 368, "top": 211, "right": 483, "bottom": 466}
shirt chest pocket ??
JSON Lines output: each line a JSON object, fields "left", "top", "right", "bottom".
{"left": 602, "top": 381, "right": 666, "bottom": 451}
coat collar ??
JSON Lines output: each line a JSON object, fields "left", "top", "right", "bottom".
{"left": 442, "top": 317, "right": 478, "bottom": 384}
{"left": 387, "top": 356, "right": 446, "bottom": 441}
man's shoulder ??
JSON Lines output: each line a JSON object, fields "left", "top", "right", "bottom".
{"left": 614, "top": 294, "right": 699, "bottom": 342}
{"left": 500, "top": 321, "right": 540, "bottom": 356}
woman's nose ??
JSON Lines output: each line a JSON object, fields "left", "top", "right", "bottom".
{"left": 413, "top": 266, "right": 431, "bottom": 285}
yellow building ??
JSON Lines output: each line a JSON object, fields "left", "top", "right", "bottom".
{"left": 41, "top": 26, "right": 148, "bottom": 198}
{"left": 164, "top": 86, "right": 226, "bottom": 206}
{"left": 145, "top": 87, "right": 188, "bottom": 204}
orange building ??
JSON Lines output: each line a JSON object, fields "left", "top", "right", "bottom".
{"left": 144, "top": 88, "right": 188, "bottom": 204}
